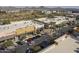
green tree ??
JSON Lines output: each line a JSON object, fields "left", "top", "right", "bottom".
{"left": 47, "top": 14, "right": 54, "bottom": 18}
{"left": 1, "top": 19, "right": 11, "bottom": 25}
{"left": 76, "top": 15, "right": 79, "bottom": 20}
{"left": 3, "top": 40, "right": 14, "bottom": 47}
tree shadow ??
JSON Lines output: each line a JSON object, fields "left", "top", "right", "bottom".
{"left": 75, "top": 41, "right": 79, "bottom": 44}
{"left": 70, "top": 35, "right": 79, "bottom": 41}
{"left": 74, "top": 48, "right": 79, "bottom": 53}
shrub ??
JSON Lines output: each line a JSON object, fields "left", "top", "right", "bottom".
{"left": 3, "top": 40, "right": 14, "bottom": 47}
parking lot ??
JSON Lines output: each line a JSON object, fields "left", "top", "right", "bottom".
{"left": 39, "top": 34, "right": 79, "bottom": 53}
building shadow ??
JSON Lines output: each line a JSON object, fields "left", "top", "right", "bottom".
{"left": 74, "top": 48, "right": 79, "bottom": 53}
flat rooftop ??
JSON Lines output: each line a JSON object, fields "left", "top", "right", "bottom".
{"left": 0, "top": 20, "right": 44, "bottom": 32}
{"left": 36, "top": 17, "right": 68, "bottom": 25}
{"left": 0, "top": 31, "right": 15, "bottom": 41}
{"left": 0, "top": 20, "right": 44, "bottom": 41}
